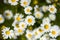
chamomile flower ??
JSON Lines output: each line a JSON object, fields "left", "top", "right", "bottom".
{"left": 20, "top": 0, "right": 31, "bottom": 7}
{"left": 48, "top": 5, "right": 57, "bottom": 14}
{"left": 49, "top": 25, "right": 59, "bottom": 38}
{"left": 8, "top": 0, "right": 19, "bottom": 5}
{"left": 2, "top": 27, "right": 14, "bottom": 39}
{"left": 34, "top": 11, "right": 43, "bottom": 19}
{"left": 0, "top": 14, "right": 4, "bottom": 24}
{"left": 19, "top": 21, "right": 27, "bottom": 29}
{"left": 4, "top": 10, "right": 13, "bottom": 20}
{"left": 26, "top": 30, "right": 33, "bottom": 40}
{"left": 24, "top": 6, "right": 32, "bottom": 14}
{"left": 41, "top": 22, "right": 51, "bottom": 32}
{"left": 34, "top": 5, "right": 39, "bottom": 12}
{"left": 14, "top": 28, "right": 24, "bottom": 36}
{"left": 14, "top": 13, "right": 24, "bottom": 22}
{"left": 25, "top": 15, "right": 35, "bottom": 26}
{"left": 42, "top": 5, "right": 48, "bottom": 12}
{"left": 49, "top": 14, "right": 56, "bottom": 21}
{"left": 42, "top": 17, "right": 50, "bottom": 23}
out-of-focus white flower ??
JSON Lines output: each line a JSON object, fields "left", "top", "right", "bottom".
{"left": 48, "top": 5, "right": 57, "bottom": 14}
{"left": 2, "top": 27, "right": 14, "bottom": 39}
{"left": 49, "top": 25, "right": 59, "bottom": 38}
{"left": 34, "top": 11, "right": 43, "bottom": 19}
{"left": 42, "top": 5, "right": 48, "bottom": 12}
{"left": 4, "top": 10, "right": 13, "bottom": 20}
{"left": 25, "top": 15, "right": 35, "bottom": 26}
{"left": 0, "top": 14, "right": 4, "bottom": 24}
{"left": 20, "top": 0, "right": 31, "bottom": 7}
{"left": 46, "top": 0, "right": 51, "bottom": 3}
{"left": 24, "top": 6, "right": 32, "bottom": 15}
{"left": 49, "top": 14, "right": 56, "bottom": 21}
{"left": 8, "top": 0, "right": 19, "bottom": 5}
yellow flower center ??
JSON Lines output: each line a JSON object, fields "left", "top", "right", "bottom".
{"left": 22, "top": 24, "right": 25, "bottom": 28}
{"left": 18, "top": 29, "right": 22, "bottom": 33}
{"left": 16, "top": 16, "right": 21, "bottom": 21}
{"left": 50, "top": 8, "right": 54, "bottom": 12}
{"left": 36, "top": 13, "right": 40, "bottom": 18}
{"left": 28, "top": 34, "right": 32, "bottom": 38}
{"left": 35, "top": 32, "right": 38, "bottom": 35}
{"left": 28, "top": 18, "right": 32, "bottom": 23}
{"left": 39, "top": 29, "right": 43, "bottom": 32}
{"left": 23, "top": 1, "right": 28, "bottom": 6}
{"left": 11, "top": 0, "right": 16, "bottom": 2}
{"left": 44, "top": 24, "right": 49, "bottom": 29}
{"left": 26, "top": 9, "right": 30, "bottom": 12}
{"left": 16, "top": 24, "right": 19, "bottom": 28}
{"left": 52, "top": 30, "right": 56, "bottom": 35}
{"left": 6, "top": 13, "right": 10, "bottom": 16}
{"left": 5, "top": 31, "right": 10, "bottom": 35}
{"left": 0, "top": 17, "right": 3, "bottom": 21}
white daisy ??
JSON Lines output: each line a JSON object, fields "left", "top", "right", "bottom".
{"left": 42, "top": 5, "right": 48, "bottom": 12}
{"left": 48, "top": 5, "right": 57, "bottom": 14}
{"left": 8, "top": 0, "right": 19, "bottom": 5}
{"left": 4, "top": 10, "right": 13, "bottom": 20}
{"left": 41, "top": 22, "right": 51, "bottom": 32}
{"left": 14, "top": 13, "right": 24, "bottom": 22}
{"left": 24, "top": 6, "right": 32, "bottom": 14}
{"left": 25, "top": 30, "right": 33, "bottom": 40}
{"left": 34, "top": 11, "right": 43, "bottom": 19}
{"left": 14, "top": 28, "right": 24, "bottom": 36}
{"left": 34, "top": 5, "right": 39, "bottom": 12}
{"left": 49, "top": 25, "right": 59, "bottom": 38}
{"left": 25, "top": 15, "right": 35, "bottom": 26}
{"left": 49, "top": 14, "right": 56, "bottom": 21}
{"left": 19, "top": 21, "right": 27, "bottom": 30}
{"left": 0, "top": 14, "right": 4, "bottom": 24}
{"left": 42, "top": 17, "right": 50, "bottom": 23}
{"left": 2, "top": 27, "right": 14, "bottom": 39}
{"left": 20, "top": 0, "right": 31, "bottom": 7}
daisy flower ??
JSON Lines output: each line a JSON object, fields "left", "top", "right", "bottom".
{"left": 25, "top": 15, "right": 35, "bottom": 26}
{"left": 0, "top": 14, "right": 4, "bottom": 24}
{"left": 48, "top": 5, "right": 57, "bottom": 14}
{"left": 34, "top": 5, "right": 39, "bottom": 12}
{"left": 25, "top": 30, "right": 33, "bottom": 40}
{"left": 42, "top": 5, "right": 48, "bottom": 12}
{"left": 14, "top": 13, "right": 24, "bottom": 22}
{"left": 2, "top": 27, "right": 14, "bottom": 39}
{"left": 24, "top": 6, "right": 32, "bottom": 14}
{"left": 34, "top": 11, "right": 43, "bottom": 19}
{"left": 49, "top": 25, "right": 59, "bottom": 38}
{"left": 19, "top": 21, "right": 27, "bottom": 30}
{"left": 8, "top": 0, "right": 19, "bottom": 5}
{"left": 20, "top": 0, "right": 31, "bottom": 7}
{"left": 42, "top": 17, "right": 50, "bottom": 24}
{"left": 41, "top": 22, "right": 51, "bottom": 32}
{"left": 49, "top": 14, "right": 56, "bottom": 21}
{"left": 4, "top": 10, "right": 13, "bottom": 20}
{"left": 14, "top": 28, "right": 24, "bottom": 36}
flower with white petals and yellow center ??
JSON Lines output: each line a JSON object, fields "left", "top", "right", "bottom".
{"left": 19, "top": 22, "right": 27, "bottom": 29}
{"left": 25, "top": 15, "right": 35, "bottom": 26}
{"left": 48, "top": 5, "right": 57, "bottom": 14}
{"left": 4, "top": 10, "right": 13, "bottom": 19}
{"left": 0, "top": 14, "right": 4, "bottom": 24}
{"left": 49, "top": 25, "right": 59, "bottom": 38}
{"left": 14, "top": 13, "right": 24, "bottom": 22}
{"left": 24, "top": 6, "right": 32, "bottom": 14}
{"left": 8, "top": 0, "right": 19, "bottom": 5}
{"left": 20, "top": 0, "right": 31, "bottom": 7}
{"left": 41, "top": 22, "right": 51, "bottom": 32}
{"left": 34, "top": 11, "right": 43, "bottom": 19}
{"left": 2, "top": 27, "right": 14, "bottom": 39}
